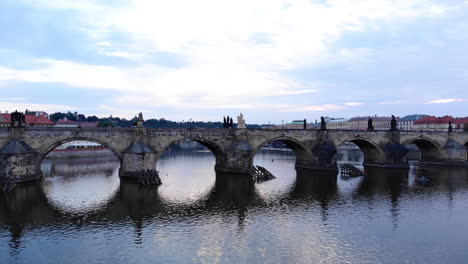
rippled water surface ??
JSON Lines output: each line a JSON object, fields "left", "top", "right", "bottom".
{"left": 1, "top": 145, "right": 468, "bottom": 264}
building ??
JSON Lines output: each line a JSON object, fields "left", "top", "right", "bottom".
{"left": 55, "top": 118, "right": 80, "bottom": 128}
{"left": 327, "top": 118, "right": 351, "bottom": 130}
{"left": 25, "top": 110, "right": 49, "bottom": 118}
{"left": 397, "top": 114, "right": 428, "bottom": 131}
{"left": 309, "top": 117, "right": 345, "bottom": 130}
{"left": 348, "top": 116, "right": 394, "bottom": 130}
{"left": 55, "top": 118, "right": 98, "bottom": 128}
{"left": 412, "top": 116, "right": 468, "bottom": 132}
{"left": 0, "top": 112, "right": 54, "bottom": 127}
{"left": 263, "top": 120, "right": 315, "bottom": 130}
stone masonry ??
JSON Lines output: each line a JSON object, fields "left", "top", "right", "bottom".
{"left": 0, "top": 126, "right": 466, "bottom": 183}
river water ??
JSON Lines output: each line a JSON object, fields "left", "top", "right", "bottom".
{"left": 1, "top": 143, "right": 468, "bottom": 264}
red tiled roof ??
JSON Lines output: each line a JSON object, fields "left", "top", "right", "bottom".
{"left": 55, "top": 118, "right": 98, "bottom": 127}
{"left": 413, "top": 116, "right": 468, "bottom": 125}
{"left": 26, "top": 114, "right": 54, "bottom": 125}
{"left": 0, "top": 114, "right": 11, "bottom": 124}
{"left": 0, "top": 113, "right": 54, "bottom": 125}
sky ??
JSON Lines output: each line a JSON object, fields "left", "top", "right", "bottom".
{"left": 0, "top": 0, "right": 467, "bottom": 124}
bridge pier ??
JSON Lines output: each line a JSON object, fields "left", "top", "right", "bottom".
{"left": 0, "top": 140, "right": 42, "bottom": 183}
{"left": 214, "top": 140, "right": 253, "bottom": 174}
{"left": 307, "top": 142, "right": 339, "bottom": 172}
{"left": 356, "top": 141, "right": 410, "bottom": 170}
{"left": 440, "top": 139, "right": 468, "bottom": 166}
{"left": 119, "top": 140, "right": 158, "bottom": 180}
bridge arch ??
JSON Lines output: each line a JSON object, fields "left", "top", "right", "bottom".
{"left": 251, "top": 136, "right": 315, "bottom": 168}
{"left": 335, "top": 137, "right": 385, "bottom": 164}
{"left": 403, "top": 137, "right": 444, "bottom": 161}
{"left": 38, "top": 136, "right": 123, "bottom": 163}
{"left": 156, "top": 137, "right": 227, "bottom": 168}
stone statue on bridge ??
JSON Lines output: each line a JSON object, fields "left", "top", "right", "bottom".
{"left": 303, "top": 119, "right": 307, "bottom": 130}
{"left": 320, "top": 116, "right": 326, "bottom": 130}
{"left": 367, "top": 118, "right": 374, "bottom": 131}
{"left": 448, "top": 121, "right": 452, "bottom": 133}
{"left": 390, "top": 115, "right": 398, "bottom": 131}
{"left": 136, "top": 112, "right": 144, "bottom": 127}
{"left": 237, "top": 113, "right": 246, "bottom": 129}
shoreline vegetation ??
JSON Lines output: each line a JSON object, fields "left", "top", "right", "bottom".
{"left": 48, "top": 111, "right": 263, "bottom": 129}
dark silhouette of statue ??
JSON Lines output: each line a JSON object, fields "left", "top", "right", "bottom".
{"left": 223, "top": 116, "right": 234, "bottom": 128}
{"left": 10, "top": 111, "right": 25, "bottom": 127}
{"left": 390, "top": 115, "right": 397, "bottom": 131}
{"left": 220, "top": 115, "right": 236, "bottom": 129}
{"left": 320, "top": 116, "right": 326, "bottom": 130}
{"left": 367, "top": 118, "right": 374, "bottom": 131}
{"left": 303, "top": 119, "right": 307, "bottom": 130}
{"left": 448, "top": 121, "right": 452, "bottom": 133}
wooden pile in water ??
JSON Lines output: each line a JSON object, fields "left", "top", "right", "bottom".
{"left": 251, "top": 166, "right": 276, "bottom": 183}
{"left": 137, "top": 170, "right": 162, "bottom": 186}
{"left": 339, "top": 164, "right": 364, "bottom": 177}
{"left": 0, "top": 167, "right": 16, "bottom": 192}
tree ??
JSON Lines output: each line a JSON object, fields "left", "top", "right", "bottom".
{"left": 97, "top": 120, "right": 115, "bottom": 127}
{"left": 65, "top": 111, "right": 78, "bottom": 121}
{"left": 86, "top": 115, "right": 99, "bottom": 122}
{"left": 77, "top": 114, "right": 86, "bottom": 122}
{"left": 464, "top": 123, "right": 468, "bottom": 132}
{"left": 49, "top": 112, "right": 66, "bottom": 122}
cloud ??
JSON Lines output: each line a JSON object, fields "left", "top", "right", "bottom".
{"left": 424, "top": 98, "right": 465, "bottom": 104}
{"left": 2, "top": 0, "right": 463, "bottom": 121}
{"left": 94, "top": 104, "right": 153, "bottom": 119}
{"left": 0, "top": 97, "right": 26, "bottom": 102}
{"left": 18, "top": 0, "right": 101, "bottom": 11}
{"left": 17, "top": 0, "right": 452, "bottom": 72}
{"left": 344, "top": 102, "right": 363, "bottom": 106}
{"left": 98, "top": 51, "right": 145, "bottom": 61}
{"left": 90, "top": 0, "right": 448, "bottom": 71}
{"left": 0, "top": 101, "right": 77, "bottom": 113}
{"left": 283, "top": 104, "right": 345, "bottom": 112}
{"left": 378, "top": 100, "right": 403, "bottom": 105}
{"left": 0, "top": 59, "right": 307, "bottom": 107}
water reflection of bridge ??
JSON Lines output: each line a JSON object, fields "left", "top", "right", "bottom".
{"left": 1, "top": 166, "right": 467, "bottom": 250}
{"left": 41, "top": 156, "right": 119, "bottom": 177}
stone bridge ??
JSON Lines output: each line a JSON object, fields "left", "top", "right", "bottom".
{"left": 0, "top": 126, "right": 467, "bottom": 183}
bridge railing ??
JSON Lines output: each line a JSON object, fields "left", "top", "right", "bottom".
{"left": 0, "top": 126, "right": 465, "bottom": 135}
